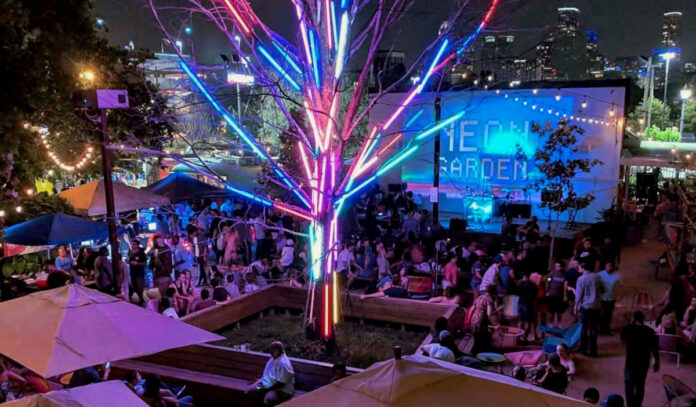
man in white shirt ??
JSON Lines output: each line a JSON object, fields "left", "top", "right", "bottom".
{"left": 336, "top": 242, "right": 355, "bottom": 275}
{"left": 248, "top": 341, "right": 295, "bottom": 405}
{"left": 479, "top": 254, "right": 503, "bottom": 293}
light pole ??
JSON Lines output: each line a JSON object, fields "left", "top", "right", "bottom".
{"left": 660, "top": 51, "right": 677, "bottom": 130}
{"left": 680, "top": 87, "right": 692, "bottom": 135}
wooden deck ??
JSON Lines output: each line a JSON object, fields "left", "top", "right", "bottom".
{"left": 113, "top": 284, "right": 465, "bottom": 406}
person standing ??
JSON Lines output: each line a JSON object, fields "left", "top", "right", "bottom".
{"left": 128, "top": 241, "right": 147, "bottom": 305}
{"left": 575, "top": 261, "right": 604, "bottom": 357}
{"left": 150, "top": 236, "right": 173, "bottom": 297}
{"left": 599, "top": 262, "right": 620, "bottom": 335}
{"left": 94, "top": 247, "right": 114, "bottom": 294}
{"left": 621, "top": 311, "right": 659, "bottom": 407}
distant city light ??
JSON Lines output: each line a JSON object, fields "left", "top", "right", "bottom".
{"left": 96, "top": 17, "right": 105, "bottom": 26}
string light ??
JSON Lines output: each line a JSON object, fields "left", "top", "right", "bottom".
{"left": 501, "top": 91, "right": 620, "bottom": 127}
{"left": 26, "top": 124, "right": 94, "bottom": 172}
{"left": 555, "top": 92, "right": 561, "bottom": 101}
{"left": 609, "top": 105, "right": 616, "bottom": 117}
{"left": 581, "top": 99, "right": 587, "bottom": 109}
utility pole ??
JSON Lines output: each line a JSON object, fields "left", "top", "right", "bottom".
{"left": 100, "top": 109, "right": 120, "bottom": 278}
{"left": 74, "top": 89, "right": 129, "bottom": 289}
{"left": 432, "top": 95, "right": 441, "bottom": 224}
{"left": 641, "top": 56, "right": 652, "bottom": 132}
{"left": 646, "top": 59, "right": 655, "bottom": 130}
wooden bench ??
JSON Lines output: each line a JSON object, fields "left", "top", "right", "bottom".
{"left": 112, "top": 358, "right": 306, "bottom": 407}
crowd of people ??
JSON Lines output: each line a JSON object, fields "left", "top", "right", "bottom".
{"left": 3, "top": 182, "right": 696, "bottom": 407}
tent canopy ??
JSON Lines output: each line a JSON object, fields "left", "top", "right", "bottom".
{"left": 58, "top": 179, "right": 169, "bottom": 216}
{"left": 0, "top": 284, "right": 223, "bottom": 378}
{"left": 2, "top": 213, "right": 110, "bottom": 246}
{"left": 145, "top": 172, "right": 228, "bottom": 202}
{"left": 281, "top": 355, "right": 588, "bottom": 407}
{"left": 2, "top": 381, "right": 147, "bottom": 407}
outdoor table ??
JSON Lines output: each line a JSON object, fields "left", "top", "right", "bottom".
{"left": 497, "top": 326, "right": 524, "bottom": 348}
{"left": 476, "top": 352, "right": 506, "bottom": 373}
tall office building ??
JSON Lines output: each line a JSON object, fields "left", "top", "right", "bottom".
{"left": 557, "top": 7, "right": 580, "bottom": 33}
{"left": 586, "top": 30, "right": 604, "bottom": 78}
{"left": 477, "top": 34, "right": 516, "bottom": 81}
{"left": 661, "top": 12, "right": 682, "bottom": 47}
{"left": 368, "top": 50, "right": 407, "bottom": 92}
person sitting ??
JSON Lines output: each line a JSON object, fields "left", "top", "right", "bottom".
{"left": 247, "top": 341, "right": 295, "bottom": 406}
{"left": 171, "top": 271, "right": 194, "bottom": 315}
{"left": 243, "top": 272, "right": 261, "bottom": 294}
{"left": 600, "top": 394, "right": 625, "bottom": 407}
{"left": 193, "top": 289, "right": 215, "bottom": 312}
{"left": 359, "top": 274, "right": 408, "bottom": 299}
{"left": 69, "top": 364, "right": 109, "bottom": 388}
{"left": 583, "top": 387, "right": 600, "bottom": 404}
{"left": 159, "top": 297, "right": 179, "bottom": 320}
{"left": 211, "top": 278, "right": 229, "bottom": 303}
{"left": 331, "top": 362, "right": 347, "bottom": 382}
{"left": 428, "top": 286, "right": 463, "bottom": 305}
{"left": 512, "top": 365, "right": 526, "bottom": 381}
{"left": 224, "top": 274, "right": 241, "bottom": 300}
{"left": 420, "top": 331, "right": 456, "bottom": 363}
{"left": 537, "top": 353, "right": 568, "bottom": 394}
{"left": 140, "top": 374, "right": 194, "bottom": 407}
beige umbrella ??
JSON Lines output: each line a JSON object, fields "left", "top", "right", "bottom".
{"left": 281, "top": 354, "right": 589, "bottom": 407}
{"left": 58, "top": 180, "right": 169, "bottom": 216}
{"left": 1, "top": 381, "right": 147, "bottom": 407}
{"left": 0, "top": 284, "right": 223, "bottom": 378}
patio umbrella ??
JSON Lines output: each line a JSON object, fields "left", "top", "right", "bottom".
{"left": 2, "top": 380, "right": 147, "bottom": 407}
{"left": 2, "top": 213, "right": 110, "bottom": 246}
{"left": 280, "top": 354, "right": 588, "bottom": 407}
{"left": 58, "top": 180, "right": 169, "bottom": 216}
{"left": 0, "top": 284, "right": 223, "bottom": 378}
{"left": 145, "top": 172, "right": 228, "bottom": 202}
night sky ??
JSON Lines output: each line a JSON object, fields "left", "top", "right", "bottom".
{"left": 95, "top": 0, "right": 695, "bottom": 65}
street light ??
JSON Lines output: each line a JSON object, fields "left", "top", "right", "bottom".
{"left": 680, "top": 87, "right": 692, "bottom": 135}
{"left": 659, "top": 51, "right": 677, "bottom": 130}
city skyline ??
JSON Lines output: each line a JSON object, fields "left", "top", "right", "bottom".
{"left": 96, "top": 0, "right": 695, "bottom": 66}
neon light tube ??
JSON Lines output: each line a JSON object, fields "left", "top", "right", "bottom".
{"left": 179, "top": 61, "right": 264, "bottom": 158}
{"left": 456, "top": 0, "right": 500, "bottom": 55}
{"left": 404, "top": 109, "right": 424, "bottom": 128}
{"left": 274, "top": 202, "right": 314, "bottom": 222}
{"left": 271, "top": 41, "right": 302, "bottom": 74}
{"left": 355, "top": 126, "right": 379, "bottom": 169}
{"left": 300, "top": 20, "right": 313, "bottom": 67}
{"left": 353, "top": 156, "right": 378, "bottom": 178}
{"left": 225, "top": 185, "right": 272, "bottom": 206}
{"left": 308, "top": 29, "right": 322, "bottom": 89}
{"left": 383, "top": 86, "right": 420, "bottom": 130}
{"left": 324, "top": 285, "right": 330, "bottom": 337}
{"left": 330, "top": 1, "right": 339, "bottom": 51}
{"left": 298, "top": 141, "right": 313, "bottom": 181}
{"left": 325, "top": 0, "right": 334, "bottom": 50}
{"left": 376, "top": 145, "right": 419, "bottom": 176}
{"left": 415, "top": 111, "right": 465, "bottom": 140}
{"left": 222, "top": 0, "right": 251, "bottom": 34}
{"left": 304, "top": 102, "right": 324, "bottom": 152}
{"left": 334, "top": 12, "right": 349, "bottom": 79}
{"left": 324, "top": 94, "right": 339, "bottom": 152}
{"left": 378, "top": 133, "right": 402, "bottom": 155}
{"left": 337, "top": 175, "right": 376, "bottom": 206}
{"left": 257, "top": 45, "right": 301, "bottom": 91}
{"left": 416, "top": 38, "right": 449, "bottom": 94}
{"left": 360, "top": 132, "right": 381, "bottom": 165}
{"left": 317, "top": 156, "right": 328, "bottom": 212}
{"left": 330, "top": 152, "right": 337, "bottom": 190}
{"left": 332, "top": 272, "right": 339, "bottom": 324}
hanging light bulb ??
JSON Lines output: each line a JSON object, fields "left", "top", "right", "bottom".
{"left": 555, "top": 92, "right": 561, "bottom": 101}
{"left": 609, "top": 105, "right": 616, "bottom": 117}
{"left": 15, "top": 206, "right": 22, "bottom": 213}
{"left": 581, "top": 99, "right": 587, "bottom": 109}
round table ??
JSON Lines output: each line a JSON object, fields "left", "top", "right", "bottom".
{"left": 476, "top": 352, "right": 507, "bottom": 373}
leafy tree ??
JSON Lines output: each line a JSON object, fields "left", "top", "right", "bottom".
{"left": 627, "top": 99, "right": 672, "bottom": 134}
{"left": 645, "top": 125, "right": 681, "bottom": 142}
{"left": 683, "top": 99, "right": 696, "bottom": 134}
{"left": 0, "top": 0, "right": 174, "bottom": 209}
{"left": 2, "top": 193, "right": 74, "bottom": 227}
{"left": 522, "top": 120, "right": 602, "bottom": 265}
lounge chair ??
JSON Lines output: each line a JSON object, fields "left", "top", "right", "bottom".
{"left": 540, "top": 323, "right": 582, "bottom": 353}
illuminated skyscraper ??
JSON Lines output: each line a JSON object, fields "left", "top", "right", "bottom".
{"left": 557, "top": 7, "right": 580, "bottom": 33}
{"left": 661, "top": 12, "right": 682, "bottom": 47}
